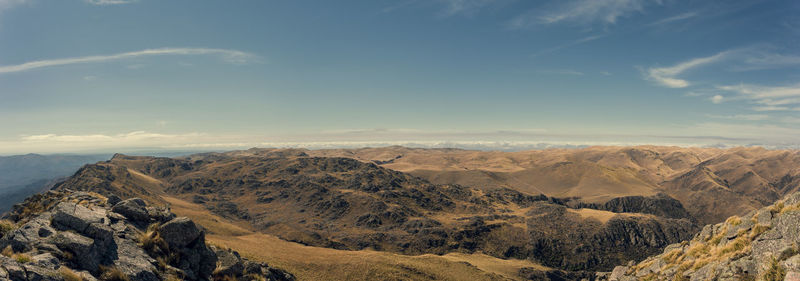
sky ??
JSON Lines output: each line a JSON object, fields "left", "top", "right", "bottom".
{"left": 0, "top": 0, "right": 799, "bottom": 154}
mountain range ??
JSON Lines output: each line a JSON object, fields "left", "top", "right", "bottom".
{"left": 1, "top": 146, "right": 799, "bottom": 280}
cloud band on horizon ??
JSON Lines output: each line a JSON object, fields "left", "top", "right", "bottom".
{"left": 0, "top": 47, "right": 259, "bottom": 74}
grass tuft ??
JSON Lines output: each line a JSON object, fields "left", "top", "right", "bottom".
{"left": 59, "top": 267, "right": 85, "bottom": 281}
{"left": 726, "top": 216, "right": 742, "bottom": 226}
{"left": 13, "top": 253, "right": 31, "bottom": 263}
{"left": 139, "top": 223, "right": 169, "bottom": 257}
{"left": 99, "top": 265, "right": 130, "bottom": 281}
{"left": 0, "top": 220, "right": 17, "bottom": 238}
{"left": 761, "top": 257, "right": 786, "bottom": 281}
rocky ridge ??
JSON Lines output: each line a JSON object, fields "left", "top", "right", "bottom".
{"left": 601, "top": 191, "right": 800, "bottom": 281}
{"left": 0, "top": 190, "right": 294, "bottom": 281}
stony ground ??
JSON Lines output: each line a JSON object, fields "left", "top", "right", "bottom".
{"left": 0, "top": 189, "right": 294, "bottom": 281}
{"left": 600, "top": 191, "right": 800, "bottom": 281}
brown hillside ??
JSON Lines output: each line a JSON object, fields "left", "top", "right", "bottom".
{"left": 309, "top": 146, "right": 800, "bottom": 224}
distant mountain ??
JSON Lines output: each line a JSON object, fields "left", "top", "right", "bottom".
{"left": 0, "top": 153, "right": 110, "bottom": 212}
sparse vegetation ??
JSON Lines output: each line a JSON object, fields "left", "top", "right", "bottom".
{"left": 780, "top": 202, "right": 800, "bottom": 214}
{"left": 139, "top": 223, "right": 168, "bottom": 257}
{"left": 13, "top": 253, "right": 31, "bottom": 263}
{"left": 98, "top": 265, "right": 130, "bottom": 281}
{"left": 761, "top": 257, "right": 786, "bottom": 281}
{"left": 0, "top": 220, "right": 17, "bottom": 238}
{"left": 1, "top": 245, "right": 13, "bottom": 257}
{"left": 726, "top": 216, "right": 742, "bottom": 226}
{"left": 59, "top": 267, "right": 86, "bottom": 281}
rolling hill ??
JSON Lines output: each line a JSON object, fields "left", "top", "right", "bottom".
{"left": 43, "top": 149, "right": 697, "bottom": 279}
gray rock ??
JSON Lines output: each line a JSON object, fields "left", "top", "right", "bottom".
{"left": 48, "top": 231, "right": 97, "bottom": 270}
{"left": 3, "top": 261, "right": 26, "bottom": 281}
{"left": 608, "top": 266, "right": 629, "bottom": 281}
{"left": 23, "top": 264, "right": 60, "bottom": 281}
{"left": 51, "top": 202, "right": 106, "bottom": 233}
{"left": 0, "top": 214, "right": 56, "bottom": 253}
{"left": 85, "top": 223, "right": 114, "bottom": 243}
{"left": 786, "top": 271, "right": 800, "bottom": 281}
{"left": 213, "top": 249, "right": 244, "bottom": 277}
{"left": 31, "top": 253, "right": 60, "bottom": 270}
{"left": 265, "top": 267, "right": 296, "bottom": 281}
{"left": 111, "top": 198, "right": 150, "bottom": 223}
{"left": 107, "top": 195, "right": 122, "bottom": 206}
{"left": 159, "top": 217, "right": 202, "bottom": 249}
{"left": 784, "top": 255, "right": 800, "bottom": 271}
{"left": 113, "top": 236, "right": 159, "bottom": 281}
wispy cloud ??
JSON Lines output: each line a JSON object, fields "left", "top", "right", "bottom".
{"left": 510, "top": 0, "right": 652, "bottom": 28}
{"left": 21, "top": 131, "right": 201, "bottom": 143}
{"left": 537, "top": 69, "right": 584, "bottom": 76}
{"left": 438, "top": 0, "right": 500, "bottom": 16}
{"left": 715, "top": 83, "right": 800, "bottom": 111}
{"left": 0, "top": 47, "right": 259, "bottom": 74}
{"left": 646, "top": 47, "right": 800, "bottom": 88}
{"left": 645, "top": 50, "right": 732, "bottom": 88}
{"left": 530, "top": 34, "right": 604, "bottom": 57}
{"left": 706, "top": 114, "right": 768, "bottom": 121}
{"left": 647, "top": 11, "right": 698, "bottom": 26}
{"left": 84, "top": 0, "right": 133, "bottom": 5}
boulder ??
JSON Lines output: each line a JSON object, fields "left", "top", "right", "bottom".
{"left": 159, "top": 217, "right": 202, "bottom": 249}
{"left": 51, "top": 202, "right": 106, "bottom": 233}
{"left": 213, "top": 248, "right": 244, "bottom": 277}
{"left": 30, "top": 253, "right": 60, "bottom": 270}
{"left": 113, "top": 237, "right": 159, "bottom": 281}
{"left": 111, "top": 198, "right": 150, "bottom": 223}
{"left": 48, "top": 231, "right": 97, "bottom": 270}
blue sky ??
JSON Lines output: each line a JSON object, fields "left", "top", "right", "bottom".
{"left": 0, "top": 0, "right": 799, "bottom": 154}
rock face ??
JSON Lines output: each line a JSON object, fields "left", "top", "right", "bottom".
{"left": 600, "top": 191, "right": 800, "bottom": 281}
{"left": 0, "top": 190, "right": 294, "bottom": 281}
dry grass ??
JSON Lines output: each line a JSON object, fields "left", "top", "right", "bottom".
{"left": 162, "top": 196, "right": 251, "bottom": 236}
{"left": 98, "top": 265, "right": 130, "bottom": 281}
{"left": 59, "top": 267, "right": 85, "bottom": 281}
{"left": 138, "top": 223, "right": 168, "bottom": 257}
{"left": 0, "top": 220, "right": 17, "bottom": 238}
{"left": 208, "top": 233, "right": 541, "bottom": 281}
{"left": 13, "top": 253, "right": 31, "bottom": 263}
{"left": 725, "top": 216, "right": 742, "bottom": 226}
{"left": 1, "top": 245, "right": 13, "bottom": 257}
{"left": 651, "top": 215, "right": 772, "bottom": 279}
{"left": 166, "top": 189, "right": 545, "bottom": 281}
{"left": 780, "top": 203, "right": 800, "bottom": 214}
{"left": 761, "top": 257, "right": 786, "bottom": 281}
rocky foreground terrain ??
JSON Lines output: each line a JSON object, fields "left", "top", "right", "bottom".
{"left": 601, "top": 191, "right": 800, "bottom": 281}
{"left": 0, "top": 189, "right": 294, "bottom": 281}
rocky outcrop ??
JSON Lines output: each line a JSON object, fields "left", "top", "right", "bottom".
{"left": 601, "top": 191, "right": 800, "bottom": 281}
{"left": 567, "top": 193, "right": 694, "bottom": 220}
{"left": 0, "top": 190, "right": 294, "bottom": 281}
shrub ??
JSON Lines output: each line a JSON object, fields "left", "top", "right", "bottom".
{"left": 98, "top": 265, "right": 130, "bottom": 281}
